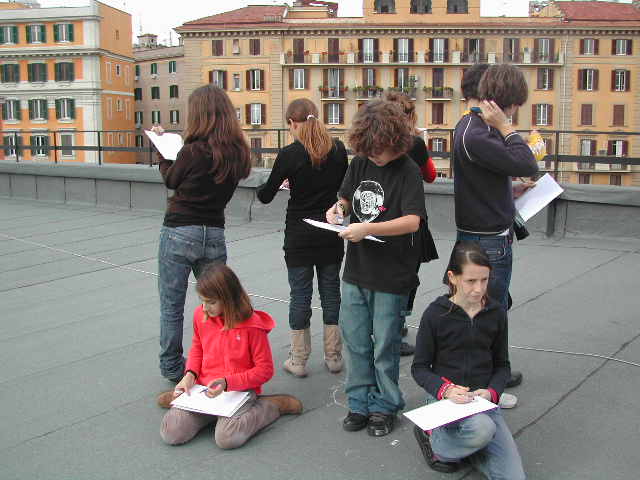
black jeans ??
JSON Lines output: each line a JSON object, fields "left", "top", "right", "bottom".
{"left": 286, "top": 263, "right": 341, "bottom": 330}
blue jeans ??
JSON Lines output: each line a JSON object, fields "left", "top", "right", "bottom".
{"left": 339, "top": 281, "right": 408, "bottom": 415}
{"left": 456, "top": 231, "right": 513, "bottom": 311}
{"left": 287, "top": 263, "right": 341, "bottom": 330}
{"left": 430, "top": 407, "right": 526, "bottom": 480}
{"left": 158, "top": 225, "right": 227, "bottom": 380}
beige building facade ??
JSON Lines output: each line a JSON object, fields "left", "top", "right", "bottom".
{"left": 175, "top": 0, "right": 640, "bottom": 185}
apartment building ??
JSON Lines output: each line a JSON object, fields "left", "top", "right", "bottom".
{"left": 0, "top": 0, "right": 135, "bottom": 164}
{"left": 175, "top": 0, "right": 639, "bottom": 185}
{"left": 133, "top": 34, "right": 185, "bottom": 163}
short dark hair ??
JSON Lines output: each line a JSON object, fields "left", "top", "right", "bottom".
{"left": 461, "top": 63, "right": 489, "bottom": 100}
{"left": 478, "top": 64, "right": 529, "bottom": 110}
{"left": 347, "top": 99, "right": 413, "bottom": 158}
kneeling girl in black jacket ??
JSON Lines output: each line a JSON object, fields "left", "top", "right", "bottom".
{"left": 411, "top": 241, "right": 525, "bottom": 479}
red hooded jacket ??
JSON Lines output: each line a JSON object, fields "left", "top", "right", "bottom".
{"left": 185, "top": 306, "right": 275, "bottom": 394}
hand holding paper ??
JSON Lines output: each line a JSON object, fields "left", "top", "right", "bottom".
{"left": 303, "top": 219, "right": 384, "bottom": 243}
{"left": 145, "top": 130, "right": 184, "bottom": 161}
{"left": 515, "top": 173, "right": 564, "bottom": 222}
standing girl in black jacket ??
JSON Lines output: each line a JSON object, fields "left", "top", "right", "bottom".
{"left": 257, "top": 99, "right": 348, "bottom": 377}
{"left": 411, "top": 241, "right": 525, "bottom": 479}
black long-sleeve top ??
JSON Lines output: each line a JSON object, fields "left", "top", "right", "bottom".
{"left": 257, "top": 140, "right": 348, "bottom": 267}
{"left": 411, "top": 295, "right": 511, "bottom": 403}
{"left": 453, "top": 112, "right": 539, "bottom": 234}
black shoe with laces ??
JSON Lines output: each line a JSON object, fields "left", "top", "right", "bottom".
{"left": 367, "top": 412, "right": 395, "bottom": 437}
{"left": 343, "top": 411, "right": 368, "bottom": 432}
{"left": 413, "top": 425, "right": 460, "bottom": 473}
{"left": 506, "top": 370, "right": 523, "bottom": 388}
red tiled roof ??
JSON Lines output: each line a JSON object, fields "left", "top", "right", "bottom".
{"left": 181, "top": 5, "right": 287, "bottom": 27}
{"left": 554, "top": 1, "right": 640, "bottom": 21}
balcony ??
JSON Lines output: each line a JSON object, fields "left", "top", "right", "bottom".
{"left": 426, "top": 50, "right": 450, "bottom": 63}
{"left": 320, "top": 52, "right": 348, "bottom": 64}
{"left": 353, "top": 85, "right": 384, "bottom": 100}
{"left": 283, "top": 52, "right": 311, "bottom": 64}
{"left": 423, "top": 86, "right": 454, "bottom": 100}
{"left": 387, "top": 86, "right": 417, "bottom": 99}
{"left": 319, "top": 85, "right": 347, "bottom": 99}
{"left": 461, "top": 52, "right": 488, "bottom": 63}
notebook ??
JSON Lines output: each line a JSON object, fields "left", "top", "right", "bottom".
{"left": 403, "top": 396, "right": 498, "bottom": 431}
{"left": 170, "top": 385, "right": 251, "bottom": 417}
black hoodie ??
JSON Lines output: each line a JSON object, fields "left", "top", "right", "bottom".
{"left": 411, "top": 295, "right": 510, "bottom": 403}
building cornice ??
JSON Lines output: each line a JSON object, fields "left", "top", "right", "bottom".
{"left": 0, "top": 48, "right": 134, "bottom": 63}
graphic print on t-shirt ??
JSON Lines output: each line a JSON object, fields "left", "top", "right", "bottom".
{"left": 353, "top": 180, "right": 385, "bottom": 223}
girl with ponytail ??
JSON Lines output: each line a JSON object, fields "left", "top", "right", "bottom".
{"left": 257, "top": 98, "right": 348, "bottom": 378}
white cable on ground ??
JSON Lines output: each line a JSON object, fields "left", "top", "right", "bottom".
{"left": 2, "top": 232, "right": 638, "bottom": 368}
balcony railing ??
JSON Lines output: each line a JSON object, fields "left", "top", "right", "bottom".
{"left": 321, "top": 52, "right": 348, "bottom": 64}
{"left": 284, "top": 52, "right": 311, "bottom": 64}
{"left": 423, "top": 86, "right": 454, "bottom": 100}
{"left": 356, "top": 51, "right": 380, "bottom": 63}
{"left": 426, "top": 50, "right": 450, "bottom": 63}
{"left": 532, "top": 51, "right": 561, "bottom": 64}
{"left": 461, "top": 52, "right": 488, "bottom": 63}
{"left": 353, "top": 86, "right": 384, "bottom": 99}
{"left": 318, "top": 85, "right": 348, "bottom": 99}
{"left": 387, "top": 86, "right": 417, "bottom": 98}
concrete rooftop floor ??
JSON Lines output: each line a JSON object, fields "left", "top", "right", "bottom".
{"left": 0, "top": 197, "right": 639, "bottom": 480}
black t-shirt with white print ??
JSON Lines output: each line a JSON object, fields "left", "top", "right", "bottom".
{"left": 339, "top": 154, "right": 427, "bottom": 295}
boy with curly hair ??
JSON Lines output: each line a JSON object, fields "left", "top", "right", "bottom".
{"left": 326, "top": 100, "right": 427, "bottom": 437}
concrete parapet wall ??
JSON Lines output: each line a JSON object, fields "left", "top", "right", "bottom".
{"left": 1, "top": 161, "right": 639, "bottom": 242}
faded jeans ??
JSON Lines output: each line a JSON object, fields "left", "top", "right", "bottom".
{"left": 158, "top": 225, "right": 227, "bottom": 380}
{"left": 287, "top": 263, "right": 341, "bottom": 330}
{"left": 339, "top": 281, "right": 407, "bottom": 415}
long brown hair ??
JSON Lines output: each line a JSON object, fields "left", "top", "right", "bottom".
{"left": 286, "top": 98, "right": 333, "bottom": 167}
{"left": 196, "top": 263, "right": 254, "bottom": 329}
{"left": 183, "top": 85, "right": 251, "bottom": 184}
{"left": 384, "top": 91, "right": 419, "bottom": 134}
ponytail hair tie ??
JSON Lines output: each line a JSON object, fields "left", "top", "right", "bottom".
{"left": 306, "top": 114, "right": 315, "bottom": 121}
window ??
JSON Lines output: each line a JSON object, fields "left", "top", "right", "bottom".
{"left": 60, "top": 133, "right": 74, "bottom": 157}
{"left": 135, "top": 111, "right": 143, "bottom": 125}
{"left": 411, "top": 0, "right": 432, "bottom": 13}
{"left": 116, "top": 99, "right": 123, "bottom": 112}
{"left": 533, "top": 104, "right": 552, "bottom": 126}
{"left": 578, "top": 174, "right": 590, "bottom": 185}
{"left": 534, "top": 38, "right": 554, "bottom": 63}
{"left": 249, "top": 39, "right": 261, "bottom": 56}
{"left": 135, "top": 65, "right": 140, "bottom": 78}
{"left": 105, "top": 62, "right": 112, "bottom": 83}
{"left": 610, "top": 174, "right": 622, "bottom": 186}
{"left": 613, "top": 105, "right": 625, "bottom": 127}
{"left": 447, "top": 0, "right": 468, "bottom": 13}
{"left": 151, "top": 86, "right": 160, "bottom": 99}
{"left": 115, "top": 30, "right": 120, "bottom": 41}
{"left": 363, "top": 68, "right": 376, "bottom": 87}
{"left": 395, "top": 67, "right": 410, "bottom": 88}
{"left": 293, "top": 68, "right": 306, "bottom": 89}
{"left": 233, "top": 73, "right": 241, "bottom": 91}
{"left": 106, "top": 98, "right": 112, "bottom": 119}
{"left": 580, "top": 104, "right": 593, "bottom": 126}
{"left": 249, "top": 69, "right": 263, "bottom": 90}
{"left": 578, "top": 69, "right": 598, "bottom": 91}
{"left": 250, "top": 103, "right": 263, "bottom": 125}
{"left": 1, "top": 100, "right": 21, "bottom": 121}
{"left": 612, "top": 70, "right": 630, "bottom": 92}
{"left": 432, "top": 103, "right": 444, "bottom": 124}
{"left": 168, "top": 61, "right": 177, "bottom": 74}
{"left": 326, "top": 103, "right": 342, "bottom": 125}
{"left": 55, "top": 62, "right": 75, "bottom": 82}
{"left": 503, "top": 38, "right": 520, "bottom": 62}
{"left": 362, "top": 38, "right": 376, "bottom": 63}
{"left": 537, "top": 68, "right": 553, "bottom": 90}
{"left": 508, "top": 108, "right": 518, "bottom": 126}
{"left": 431, "top": 138, "right": 445, "bottom": 152}
{"left": 30, "top": 134, "right": 49, "bottom": 156}
{"left": 55, "top": 98, "right": 75, "bottom": 120}
{"left": 232, "top": 39, "right": 240, "bottom": 55}
{"left": 170, "top": 110, "right": 180, "bottom": 125}
{"left": 135, "top": 135, "right": 144, "bottom": 148}
{"left": 432, "top": 38, "right": 447, "bottom": 63}
{"left": 464, "top": 38, "right": 482, "bottom": 62}
{"left": 115, "top": 64, "right": 121, "bottom": 77}
{"left": 134, "top": 88, "right": 142, "bottom": 101}
{"left": 28, "top": 63, "right": 47, "bottom": 83}
{"left": 26, "top": 25, "right": 46, "bottom": 43}
{"left": 0, "top": 25, "right": 19, "bottom": 44}
{"left": 613, "top": 39, "right": 632, "bottom": 56}
{"left": 1, "top": 64, "right": 20, "bottom": 83}
{"left": 374, "top": 0, "right": 396, "bottom": 14}
{"left": 293, "top": 38, "right": 305, "bottom": 63}
{"left": 151, "top": 111, "right": 161, "bottom": 124}
{"left": 2, "top": 134, "right": 20, "bottom": 156}
{"left": 28, "top": 99, "right": 48, "bottom": 120}
{"left": 328, "top": 38, "right": 340, "bottom": 63}
{"left": 169, "top": 85, "right": 179, "bottom": 98}
{"left": 578, "top": 139, "right": 595, "bottom": 169}
{"left": 396, "top": 38, "right": 410, "bottom": 63}
{"left": 212, "top": 39, "right": 224, "bottom": 56}
{"left": 236, "top": 108, "right": 241, "bottom": 121}
{"left": 124, "top": 66, "right": 130, "bottom": 85}
{"left": 608, "top": 140, "right": 628, "bottom": 157}
{"left": 580, "top": 38, "right": 598, "bottom": 55}
{"left": 210, "top": 70, "right": 226, "bottom": 89}
{"left": 325, "top": 68, "right": 343, "bottom": 97}
{"left": 150, "top": 63, "right": 158, "bottom": 75}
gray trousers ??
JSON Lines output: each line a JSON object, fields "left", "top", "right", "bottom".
{"left": 160, "top": 392, "right": 280, "bottom": 449}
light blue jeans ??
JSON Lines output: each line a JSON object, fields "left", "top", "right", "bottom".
{"left": 158, "top": 225, "right": 227, "bottom": 380}
{"left": 430, "top": 406, "right": 526, "bottom": 480}
{"left": 339, "top": 281, "right": 408, "bottom": 415}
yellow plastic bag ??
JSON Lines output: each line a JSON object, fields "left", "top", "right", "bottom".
{"left": 528, "top": 131, "right": 547, "bottom": 162}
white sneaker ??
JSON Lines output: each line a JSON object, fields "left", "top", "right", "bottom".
{"left": 499, "top": 392, "right": 518, "bottom": 409}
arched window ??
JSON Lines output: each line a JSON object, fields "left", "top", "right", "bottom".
{"left": 411, "top": 0, "right": 432, "bottom": 13}
{"left": 447, "top": 0, "right": 468, "bottom": 14}
{"left": 374, "top": 0, "right": 396, "bottom": 14}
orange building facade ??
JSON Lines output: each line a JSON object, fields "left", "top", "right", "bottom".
{"left": 0, "top": 1, "right": 135, "bottom": 163}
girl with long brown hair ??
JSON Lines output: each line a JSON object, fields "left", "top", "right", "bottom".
{"left": 155, "top": 84, "right": 251, "bottom": 383}
{"left": 157, "top": 264, "right": 303, "bottom": 450}
{"left": 257, "top": 98, "right": 348, "bottom": 378}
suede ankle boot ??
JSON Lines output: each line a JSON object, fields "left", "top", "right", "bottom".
{"left": 283, "top": 328, "right": 311, "bottom": 377}
{"left": 260, "top": 394, "right": 303, "bottom": 414}
{"left": 323, "top": 324, "right": 343, "bottom": 373}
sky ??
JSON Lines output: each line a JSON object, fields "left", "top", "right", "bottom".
{"left": 34, "top": 0, "right": 632, "bottom": 45}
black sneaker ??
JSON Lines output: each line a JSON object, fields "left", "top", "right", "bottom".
{"left": 413, "top": 425, "right": 460, "bottom": 473}
{"left": 506, "top": 371, "right": 523, "bottom": 388}
{"left": 367, "top": 412, "right": 395, "bottom": 437}
{"left": 343, "top": 411, "right": 368, "bottom": 432}
{"left": 400, "top": 341, "right": 415, "bottom": 356}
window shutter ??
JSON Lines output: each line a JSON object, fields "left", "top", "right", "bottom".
{"left": 579, "top": 39, "right": 585, "bottom": 55}
{"left": 443, "top": 139, "right": 448, "bottom": 152}
{"left": 537, "top": 69, "right": 543, "bottom": 89}
{"left": 26, "top": 25, "right": 31, "bottom": 43}
{"left": 593, "top": 70, "right": 599, "bottom": 90}
{"left": 607, "top": 141, "right": 613, "bottom": 155}
{"left": 28, "top": 100, "right": 34, "bottom": 119}
{"left": 362, "top": 69, "right": 367, "bottom": 86}
{"left": 373, "top": 39, "right": 379, "bottom": 62}
{"left": 55, "top": 99, "right": 61, "bottom": 119}
{"left": 0, "top": 27, "right": 5, "bottom": 44}
{"left": 30, "top": 135, "right": 36, "bottom": 155}
{"left": 40, "top": 25, "right": 46, "bottom": 43}
{"left": 303, "top": 69, "right": 309, "bottom": 89}
{"left": 42, "top": 100, "right": 48, "bottom": 120}
{"left": 339, "top": 104, "right": 344, "bottom": 125}
{"left": 323, "top": 69, "right": 328, "bottom": 87}
{"left": 546, "top": 138, "right": 554, "bottom": 155}
{"left": 444, "top": 40, "right": 449, "bottom": 61}
{"left": 627, "top": 40, "right": 632, "bottom": 55}
{"left": 577, "top": 70, "right": 584, "bottom": 90}
{"left": 339, "top": 68, "right": 344, "bottom": 87}
{"left": 622, "top": 141, "right": 628, "bottom": 156}
{"left": 70, "top": 99, "right": 75, "bottom": 119}
{"left": 548, "top": 104, "right": 553, "bottom": 125}
{"left": 611, "top": 70, "right": 616, "bottom": 91}
{"left": 223, "top": 71, "right": 228, "bottom": 90}
{"left": 54, "top": 63, "right": 60, "bottom": 81}
{"left": 54, "top": 24, "right": 60, "bottom": 42}
{"left": 429, "top": 38, "right": 434, "bottom": 62}
{"left": 260, "top": 69, "right": 265, "bottom": 90}
{"left": 549, "top": 69, "right": 554, "bottom": 89}
{"left": 532, "top": 104, "right": 537, "bottom": 125}
{"left": 393, "top": 38, "right": 398, "bottom": 62}
{"left": 479, "top": 38, "right": 485, "bottom": 58}
{"left": 625, "top": 70, "right": 630, "bottom": 91}
{"left": 463, "top": 38, "right": 470, "bottom": 59}
{"left": 246, "top": 70, "right": 251, "bottom": 89}
{"left": 68, "top": 24, "right": 74, "bottom": 42}
{"left": 594, "top": 39, "right": 599, "bottom": 55}
{"left": 0, "top": 102, "right": 6, "bottom": 120}
{"left": 611, "top": 40, "right": 616, "bottom": 55}
{"left": 245, "top": 104, "right": 250, "bottom": 124}
{"left": 408, "top": 38, "right": 414, "bottom": 62}
{"left": 427, "top": 139, "right": 433, "bottom": 150}
{"left": 394, "top": 69, "right": 399, "bottom": 87}
{"left": 323, "top": 104, "right": 328, "bottom": 123}
{"left": 358, "top": 39, "right": 363, "bottom": 62}
{"left": 261, "top": 104, "right": 266, "bottom": 125}
{"left": 549, "top": 38, "right": 555, "bottom": 60}
{"left": 69, "top": 62, "right": 75, "bottom": 81}
{"left": 372, "top": 68, "right": 376, "bottom": 85}
{"left": 589, "top": 140, "right": 596, "bottom": 156}
{"left": 28, "top": 63, "right": 33, "bottom": 82}
{"left": 289, "top": 69, "right": 294, "bottom": 89}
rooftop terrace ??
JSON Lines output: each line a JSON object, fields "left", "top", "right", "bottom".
{"left": 0, "top": 162, "right": 639, "bottom": 480}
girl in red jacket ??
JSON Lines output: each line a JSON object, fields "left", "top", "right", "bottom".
{"left": 157, "top": 264, "right": 303, "bottom": 450}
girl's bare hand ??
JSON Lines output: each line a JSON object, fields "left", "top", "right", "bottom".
{"left": 150, "top": 125, "right": 165, "bottom": 136}
{"left": 205, "top": 378, "right": 227, "bottom": 398}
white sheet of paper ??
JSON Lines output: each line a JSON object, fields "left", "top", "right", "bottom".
{"left": 515, "top": 173, "right": 564, "bottom": 222}
{"left": 170, "top": 385, "right": 251, "bottom": 417}
{"left": 144, "top": 130, "right": 184, "bottom": 161}
{"left": 403, "top": 397, "right": 498, "bottom": 431}
{"left": 303, "top": 219, "right": 385, "bottom": 243}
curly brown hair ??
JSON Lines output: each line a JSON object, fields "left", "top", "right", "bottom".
{"left": 384, "top": 91, "right": 418, "bottom": 132}
{"left": 347, "top": 100, "right": 413, "bottom": 158}
{"left": 477, "top": 64, "right": 528, "bottom": 111}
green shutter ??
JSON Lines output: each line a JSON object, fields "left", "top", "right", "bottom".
{"left": 30, "top": 135, "right": 36, "bottom": 155}
{"left": 0, "top": 65, "right": 5, "bottom": 83}
{"left": 1, "top": 102, "right": 6, "bottom": 120}
{"left": 69, "top": 99, "right": 76, "bottom": 119}
{"left": 15, "top": 101, "right": 22, "bottom": 120}
{"left": 68, "top": 24, "right": 74, "bottom": 42}
{"left": 69, "top": 63, "right": 75, "bottom": 81}
{"left": 41, "top": 64, "right": 47, "bottom": 82}
{"left": 27, "top": 64, "right": 33, "bottom": 82}
{"left": 26, "top": 25, "right": 31, "bottom": 43}
{"left": 13, "top": 64, "right": 20, "bottom": 82}
{"left": 12, "top": 26, "right": 18, "bottom": 43}
{"left": 55, "top": 99, "right": 61, "bottom": 119}
{"left": 28, "top": 100, "right": 34, "bottom": 120}
{"left": 42, "top": 100, "right": 48, "bottom": 120}
{"left": 54, "top": 24, "right": 60, "bottom": 42}
{"left": 40, "top": 25, "right": 46, "bottom": 43}
{"left": 54, "top": 63, "right": 60, "bottom": 81}
{"left": 0, "top": 27, "right": 5, "bottom": 44}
